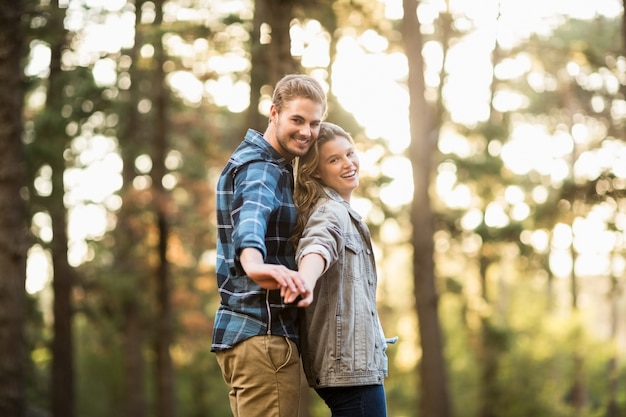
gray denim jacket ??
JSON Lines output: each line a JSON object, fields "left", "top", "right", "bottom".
{"left": 296, "top": 187, "right": 391, "bottom": 388}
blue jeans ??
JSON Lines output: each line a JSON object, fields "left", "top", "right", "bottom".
{"left": 315, "top": 384, "right": 387, "bottom": 417}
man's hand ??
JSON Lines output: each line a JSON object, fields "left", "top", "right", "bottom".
{"left": 240, "top": 248, "right": 307, "bottom": 295}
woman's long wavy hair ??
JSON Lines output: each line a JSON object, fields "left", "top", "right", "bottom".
{"left": 292, "top": 122, "right": 354, "bottom": 243}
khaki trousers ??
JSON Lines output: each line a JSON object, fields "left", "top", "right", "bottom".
{"left": 216, "top": 335, "right": 301, "bottom": 417}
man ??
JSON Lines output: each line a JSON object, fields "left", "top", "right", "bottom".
{"left": 213, "top": 74, "right": 327, "bottom": 417}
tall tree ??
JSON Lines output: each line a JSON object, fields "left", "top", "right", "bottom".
{"left": 42, "top": 2, "right": 76, "bottom": 416}
{"left": 152, "top": 1, "right": 175, "bottom": 416}
{"left": 0, "top": 1, "right": 28, "bottom": 416}
{"left": 248, "top": 0, "right": 298, "bottom": 132}
{"left": 402, "top": 0, "right": 451, "bottom": 416}
{"left": 117, "top": 0, "right": 149, "bottom": 415}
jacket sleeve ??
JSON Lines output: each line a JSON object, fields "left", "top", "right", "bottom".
{"left": 296, "top": 201, "right": 344, "bottom": 274}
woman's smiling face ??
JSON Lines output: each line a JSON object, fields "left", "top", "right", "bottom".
{"left": 313, "top": 135, "right": 359, "bottom": 202}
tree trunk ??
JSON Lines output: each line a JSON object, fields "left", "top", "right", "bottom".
{"left": 153, "top": 1, "right": 175, "bottom": 416}
{"left": 248, "top": 0, "right": 269, "bottom": 132}
{"left": 402, "top": 1, "right": 451, "bottom": 416}
{"left": 124, "top": 302, "right": 147, "bottom": 417}
{"left": 46, "top": 2, "right": 76, "bottom": 417}
{"left": 248, "top": 0, "right": 298, "bottom": 133}
{"left": 0, "top": 2, "right": 28, "bottom": 416}
{"left": 605, "top": 274, "right": 619, "bottom": 417}
{"left": 118, "top": 1, "right": 148, "bottom": 415}
{"left": 263, "top": 0, "right": 298, "bottom": 85}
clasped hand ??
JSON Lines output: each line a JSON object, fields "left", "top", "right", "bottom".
{"left": 240, "top": 248, "right": 314, "bottom": 307}
{"left": 245, "top": 263, "right": 311, "bottom": 305}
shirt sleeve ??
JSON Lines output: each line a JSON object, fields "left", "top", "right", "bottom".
{"left": 231, "top": 161, "right": 283, "bottom": 259}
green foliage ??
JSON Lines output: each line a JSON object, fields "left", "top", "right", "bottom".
{"left": 175, "top": 351, "right": 231, "bottom": 417}
{"left": 74, "top": 314, "right": 126, "bottom": 417}
{"left": 439, "top": 275, "right": 626, "bottom": 417}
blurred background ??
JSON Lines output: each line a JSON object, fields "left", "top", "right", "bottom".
{"left": 1, "top": 0, "right": 625, "bottom": 416}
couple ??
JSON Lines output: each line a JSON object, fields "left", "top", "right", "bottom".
{"left": 213, "top": 74, "right": 393, "bottom": 417}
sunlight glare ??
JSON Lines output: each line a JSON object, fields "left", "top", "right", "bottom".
{"left": 484, "top": 201, "right": 509, "bottom": 228}
{"left": 163, "top": 173, "right": 178, "bottom": 190}
{"left": 34, "top": 164, "right": 52, "bottom": 197}
{"left": 332, "top": 38, "right": 410, "bottom": 152}
{"left": 351, "top": 196, "right": 373, "bottom": 220}
{"left": 67, "top": 204, "right": 105, "bottom": 266}
{"left": 380, "top": 180, "right": 413, "bottom": 208}
{"left": 552, "top": 223, "right": 573, "bottom": 250}
{"left": 573, "top": 215, "right": 615, "bottom": 254}
{"left": 460, "top": 208, "right": 483, "bottom": 231}
{"left": 227, "top": 81, "right": 251, "bottom": 113}
{"left": 550, "top": 159, "right": 570, "bottom": 185}
{"left": 576, "top": 253, "right": 611, "bottom": 277}
{"left": 435, "top": 161, "right": 457, "bottom": 194}
{"left": 504, "top": 185, "right": 524, "bottom": 205}
{"left": 26, "top": 245, "right": 52, "bottom": 295}
{"left": 85, "top": 0, "right": 126, "bottom": 11}
{"left": 443, "top": 25, "right": 494, "bottom": 126}
{"left": 65, "top": 158, "right": 123, "bottom": 205}
{"left": 510, "top": 203, "right": 530, "bottom": 221}
{"left": 461, "top": 233, "right": 483, "bottom": 255}
{"left": 359, "top": 30, "right": 389, "bottom": 53}
{"left": 291, "top": 19, "right": 331, "bottom": 68}
{"left": 549, "top": 249, "right": 573, "bottom": 278}
{"left": 133, "top": 175, "right": 152, "bottom": 190}
{"left": 93, "top": 58, "right": 117, "bottom": 87}
{"left": 358, "top": 145, "right": 385, "bottom": 178}
{"left": 68, "top": 239, "right": 93, "bottom": 267}
{"left": 501, "top": 123, "right": 552, "bottom": 175}
{"left": 25, "top": 42, "right": 51, "bottom": 78}
{"left": 380, "top": 218, "right": 403, "bottom": 244}
{"left": 205, "top": 76, "right": 250, "bottom": 113}
{"left": 444, "top": 184, "right": 472, "bottom": 210}
{"left": 528, "top": 229, "right": 550, "bottom": 254}
{"left": 168, "top": 71, "right": 203, "bottom": 105}
{"left": 494, "top": 54, "right": 531, "bottom": 80}
{"left": 165, "top": 150, "right": 183, "bottom": 170}
{"left": 381, "top": 0, "right": 403, "bottom": 20}
{"left": 574, "top": 139, "right": 626, "bottom": 181}
{"left": 135, "top": 154, "right": 152, "bottom": 174}
{"left": 68, "top": 204, "right": 109, "bottom": 241}
{"left": 381, "top": 156, "right": 411, "bottom": 182}
{"left": 492, "top": 89, "right": 528, "bottom": 112}
{"left": 613, "top": 254, "right": 626, "bottom": 276}
{"left": 75, "top": 13, "right": 134, "bottom": 55}
{"left": 531, "top": 185, "right": 549, "bottom": 204}
{"left": 417, "top": 1, "right": 444, "bottom": 26}
{"left": 438, "top": 130, "right": 472, "bottom": 157}
{"left": 32, "top": 211, "right": 53, "bottom": 243}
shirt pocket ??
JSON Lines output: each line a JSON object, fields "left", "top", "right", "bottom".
{"left": 344, "top": 233, "right": 363, "bottom": 281}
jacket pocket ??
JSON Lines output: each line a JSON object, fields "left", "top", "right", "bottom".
{"left": 344, "top": 233, "right": 363, "bottom": 281}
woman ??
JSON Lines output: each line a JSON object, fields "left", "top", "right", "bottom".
{"left": 291, "top": 122, "right": 393, "bottom": 417}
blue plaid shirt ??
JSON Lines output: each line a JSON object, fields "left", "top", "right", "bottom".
{"left": 212, "top": 129, "right": 300, "bottom": 351}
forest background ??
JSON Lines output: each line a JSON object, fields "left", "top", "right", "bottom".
{"left": 1, "top": 0, "right": 626, "bottom": 417}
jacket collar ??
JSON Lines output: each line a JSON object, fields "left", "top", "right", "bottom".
{"left": 322, "top": 186, "right": 362, "bottom": 223}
